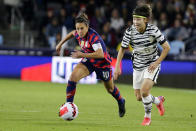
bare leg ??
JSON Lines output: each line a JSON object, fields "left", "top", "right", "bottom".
{"left": 66, "top": 63, "right": 90, "bottom": 102}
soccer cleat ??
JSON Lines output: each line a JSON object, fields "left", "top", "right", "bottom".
{"left": 118, "top": 99, "right": 126, "bottom": 117}
{"left": 156, "top": 96, "right": 165, "bottom": 116}
{"left": 141, "top": 117, "right": 151, "bottom": 126}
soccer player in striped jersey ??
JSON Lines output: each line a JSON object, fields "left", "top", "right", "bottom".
{"left": 114, "top": 4, "right": 170, "bottom": 125}
{"left": 56, "top": 12, "right": 125, "bottom": 117}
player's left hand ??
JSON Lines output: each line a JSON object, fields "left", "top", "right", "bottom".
{"left": 71, "top": 50, "right": 83, "bottom": 58}
{"left": 148, "top": 62, "right": 159, "bottom": 73}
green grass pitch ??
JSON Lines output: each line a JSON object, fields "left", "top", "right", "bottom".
{"left": 0, "top": 78, "right": 196, "bottom": 131}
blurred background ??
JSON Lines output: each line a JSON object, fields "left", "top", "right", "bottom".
{"left": 0, "top": 0, "right": 196, "bottom": 89}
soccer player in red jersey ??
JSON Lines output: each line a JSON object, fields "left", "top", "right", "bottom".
{"left": 56, "top": 12, "right": 125, "bottom": 117}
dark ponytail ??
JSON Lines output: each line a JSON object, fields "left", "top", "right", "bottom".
{"left": 75, "top": 11, "right": 89, "bottom": 26}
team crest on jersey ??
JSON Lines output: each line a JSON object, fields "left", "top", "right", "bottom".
{"left": 149, "top": 36, "right": 155, "bottom": 43}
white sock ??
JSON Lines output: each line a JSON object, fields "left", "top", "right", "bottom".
{"left": 150, "top": 94, "right": 160, "bottom": 105}
{"left": 142, "top": 95, "right": 152, "bottom": 118}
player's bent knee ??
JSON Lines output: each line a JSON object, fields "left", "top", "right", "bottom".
{"left": 69, "top": 74, "right": 79, "bottom": 82}
{"left": 140, "top": 87, "right": 149, "bottom": 96}
{"left": 141, "top": 92, "right": 149, "bottom": 97}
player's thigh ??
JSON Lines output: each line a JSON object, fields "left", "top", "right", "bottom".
{"left": 69, "top": 63, "right": 90, "bottom": 82}
{"left": 141, "top": 65, "right": 160, "bottom": 95}
{"left": 144, "top": 65, "right": 161, "bottom": 84}
{"left": 141, "top": 78, "right": 154, "bottom": 96}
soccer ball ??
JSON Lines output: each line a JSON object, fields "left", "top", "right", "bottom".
{"left": 59, "top": 102, "right": 78, "bottom": 121}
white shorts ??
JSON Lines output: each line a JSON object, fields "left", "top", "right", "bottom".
{"left": 133, "top": 65, "right": 161, "bottom": 89}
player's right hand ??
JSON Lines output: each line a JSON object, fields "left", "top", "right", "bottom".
{"left": 56, "top": 44, "right": 62, "bottom": 56}
{"left": 114, "top": 67, "right": 121, "bottom": 80}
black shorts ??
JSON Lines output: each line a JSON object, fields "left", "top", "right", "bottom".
{"left": 81, "top": 59, "right": 112, "bottom": 82}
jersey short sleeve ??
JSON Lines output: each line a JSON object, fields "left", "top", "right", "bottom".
{"left": 121, "top": 28, "right": 132, "bottom": 48}
{"left": 153, "top": 26, "right": 166, "bottom": 45}
{"left": 92, "top": 42, "right": 103, "bottom": 51}
{"left": 90, "top": 35, "right": 102, "bottom": 51}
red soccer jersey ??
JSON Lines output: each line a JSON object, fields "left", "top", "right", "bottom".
{"left": 74, "top": 28, "right": 112, "bottom": 68}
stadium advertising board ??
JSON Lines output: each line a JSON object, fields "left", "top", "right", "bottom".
{"left": 0, "top": 55, "right": 195, "bottom": 88}
{"left": 0, "top": 55, "right": 51, "bottom": 78}
{"left": 51, "top": 57, "right": 97, "bottom": 84}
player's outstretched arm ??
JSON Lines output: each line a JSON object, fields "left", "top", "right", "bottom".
{"left": 56, "top": 30, "right": 76, "bottom": 55}
{"left": 114, "top": 47, "right": 126, "bottom": 80}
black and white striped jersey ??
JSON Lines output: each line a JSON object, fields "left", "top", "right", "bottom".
{"left": 121, "top": 23, "right": 166, "bottom": 71}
